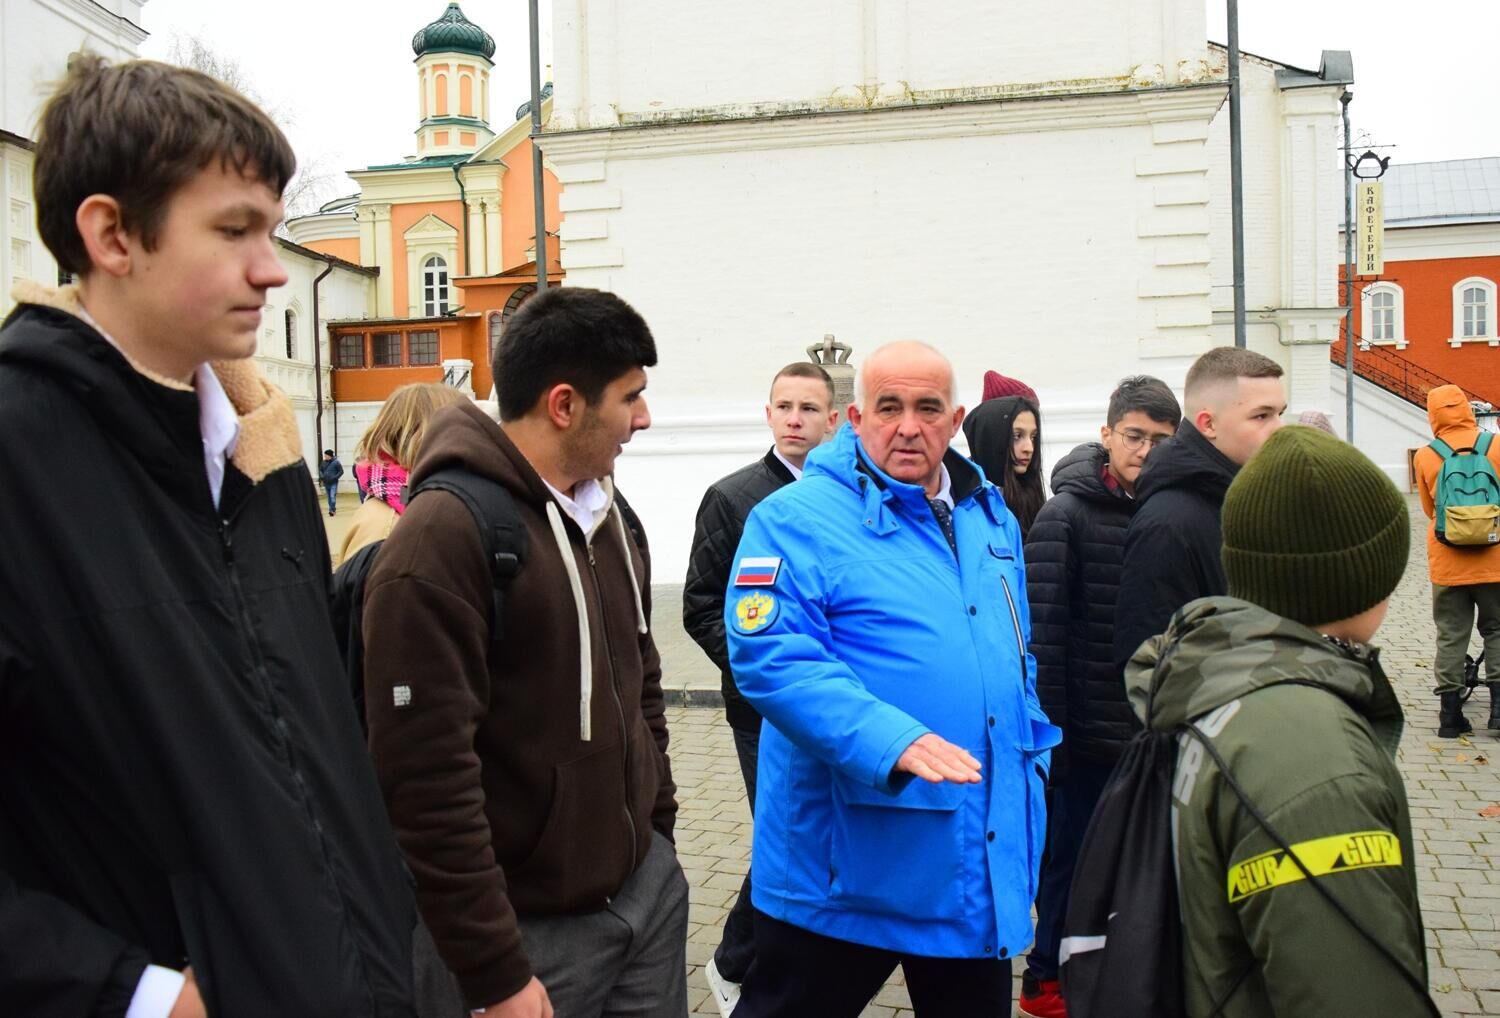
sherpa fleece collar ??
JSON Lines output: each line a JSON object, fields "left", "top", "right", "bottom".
{"left": 10, "top": 280, "right": 304, "bottom": 484}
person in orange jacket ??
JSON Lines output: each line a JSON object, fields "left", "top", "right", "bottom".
{"left": 1414, "top": 384, "right": 1500, "bottom": 737}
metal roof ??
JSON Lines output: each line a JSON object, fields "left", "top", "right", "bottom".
{"left": 1382, "top": 157, "right": 1500, "bottom": 227}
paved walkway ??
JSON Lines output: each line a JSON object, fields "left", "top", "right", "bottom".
{"left": 327, "top": 492, "right": 1500, "bottom": 1015}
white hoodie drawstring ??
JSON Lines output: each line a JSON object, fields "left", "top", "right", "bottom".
{"left": 545, "top": 501, "right": 593, "bottom": 741}
{"left": 611, "top": 505, "right": 648, "bottom": 636}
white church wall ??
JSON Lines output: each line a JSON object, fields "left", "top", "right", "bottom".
{"left": 551, "top": 0, "right": 1210, "bottom": 130}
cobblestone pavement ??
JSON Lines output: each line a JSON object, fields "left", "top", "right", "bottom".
{"left": 660, "top": 496, "right": 1500, "bottom": 1017}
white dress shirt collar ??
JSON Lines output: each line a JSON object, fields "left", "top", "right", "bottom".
{"left": 77, "top": 305, "right": 241, "bottom": 509}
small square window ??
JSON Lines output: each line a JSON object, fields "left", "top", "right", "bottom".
{"left": 408, "top": 330, "right": 439, "bottom": 366}
{"left": 373, "top": 332, "right": 402, "bottom": 366}
{"left": 335, "top": 333, "right": 366, "bottom": 368}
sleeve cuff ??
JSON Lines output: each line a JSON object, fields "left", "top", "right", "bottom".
{"left": 872, "top": 723, "right": 931, "bottom": 794}
{"left": 125, "top": 965, "right": 187, "bottom": 1018}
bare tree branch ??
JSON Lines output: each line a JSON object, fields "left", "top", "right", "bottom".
{"left": 165, "top": 33, "right": 343, "bottom": 228}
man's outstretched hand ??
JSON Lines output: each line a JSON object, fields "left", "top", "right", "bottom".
{"left": 894, "top": 733, "right": 982, "bottom": 784}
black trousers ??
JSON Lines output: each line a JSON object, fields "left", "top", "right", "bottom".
{"left": 713, "top": 722, "right": 762, "bottom": 981}
{"left": 736, "top": 911, "right": 1012, "bottom": 1018}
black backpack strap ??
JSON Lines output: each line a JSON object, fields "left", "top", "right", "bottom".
{"left": 329, "top": 539, "right": 384, "bottom": 734}
{"left": 409, "top": 468, "right": 529, "bottom": 647}
{"left": 1185, "top": 724, "right": 1441, "bottom": 1017}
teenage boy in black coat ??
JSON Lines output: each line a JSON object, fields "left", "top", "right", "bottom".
{"left": 682, "top": 361, "right": 837, "bottom": 1015}
{"left": 0, "top": 56, "right": 419, "bottom": 1017}
{"left": 1112, "top": 347, "right": 1287, "bottom": 674}
{"left": 1017, "top": 377, "right": 1180, "bottom": 1018}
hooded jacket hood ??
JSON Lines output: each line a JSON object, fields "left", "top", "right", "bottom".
{"left": 962, "top": 395, "right": 1035, "bottom": 488}
{"left": 1428, "top": 383, "right": 1479, "bottom": 442}
{"left": 806, "top": 421, "right": 1007, "bottom": 532}
{"left": 1125, "top": 596, "right": 1402, "bottom": 755}
{"left": 410, "top": 401, "right": 646, "bottom": 740}
{"left": 1048, "top": 442, "right": 1123, "bottom": 503}
{"left": 1134, "top": 418, "right": 1238, "bottom": 507}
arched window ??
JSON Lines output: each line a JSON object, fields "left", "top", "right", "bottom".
{"left": 459, "top": 74, "right": 474, "bottom": 117}
{"left": 1360, "top": 282, "right": 1404, "bottom": 348}
{"left": 488, "top": 311, "right": 504, "bottom": 360}
{"left": 423, "top": 256, "right": 450, "bottom": 317}
{"left": 284, "top": 309, "right": 296, "bottom": 359}
{"left": 1452, "top": 277, "right": 1497, "bottom": 345}
{"left": 502, "top": 283, "right": 536, "bottom": 321}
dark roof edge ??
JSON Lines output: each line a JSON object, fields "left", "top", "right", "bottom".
{"left": 275, "top": 236, "right": 379, "bottom": 277}
{"left": 0, "top": 128, "right": 35, "bottom": 150}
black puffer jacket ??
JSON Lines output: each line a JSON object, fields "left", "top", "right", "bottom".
{"left": 1112, "top": 419, "right": 1240, "bottom": 673}
{"left": 0, "top": 291, "right": 417, "bottom": 1017}
{"left": 1023, "top": 443, "right": 1138, "bottom": 765}
{"left": 683, "top": 449, "right": 795, "bottom": 731}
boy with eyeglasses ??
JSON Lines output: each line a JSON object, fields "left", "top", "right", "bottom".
{"left": 1017, "top": 376, "right": 1181, "bottom": 1018}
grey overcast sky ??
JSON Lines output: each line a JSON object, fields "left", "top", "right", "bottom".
{"left": 138, "top": 0, "right": 1496, "bottom": 207}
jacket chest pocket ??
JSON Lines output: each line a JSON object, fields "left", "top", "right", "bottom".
{"left": 980, "top": 546, "right": 1027, "bottom": 669}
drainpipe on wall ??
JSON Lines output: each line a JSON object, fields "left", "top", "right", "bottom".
{"left": 453, "top": 162, "right": 470, "bottom": 277}
{"left": 312, "top": 259, "right": 334, "bottom": 456}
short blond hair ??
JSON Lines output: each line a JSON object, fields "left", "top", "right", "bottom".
{"left": 355, "top": 383, "right": 467, "bottom": 469}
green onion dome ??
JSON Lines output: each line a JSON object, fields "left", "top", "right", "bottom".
{"left": 412, "top": 4, "right": 496, "bottom": 61}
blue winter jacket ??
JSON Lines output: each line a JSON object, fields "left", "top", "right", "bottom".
{"left": 727, "top": 423, "right": 1059, "bottom": 959}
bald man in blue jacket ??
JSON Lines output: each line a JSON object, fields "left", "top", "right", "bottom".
{"left": 727, "top": 342, "right": 1058, "bottom": 1017}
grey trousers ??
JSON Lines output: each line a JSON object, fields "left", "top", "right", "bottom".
{"left": 1433, "top": 582, "right": 1500, "bottom": 693}
{"left": 517, "top": 831, "right": 690, "bottom": 1018}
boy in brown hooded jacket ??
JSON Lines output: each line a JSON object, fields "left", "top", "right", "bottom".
{"left": 362, "top": 286, "right": 685, "bottom": 1018}
{"left": 1414, "top": 384, "right": 1500, "bottom": 737}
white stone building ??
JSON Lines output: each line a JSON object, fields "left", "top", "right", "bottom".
{"left": 261, "top": 238, "right": 379, "bottom": 475}
{"left": 1, "top": 0, "right": 146, "bottom": 311}
{"left": 541, "top": 0, "right": 1353, "bottom": 578}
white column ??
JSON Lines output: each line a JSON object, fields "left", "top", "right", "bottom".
{"left": 368, "top": 204, "right": 394, "bottom": 317}
{"left": 468, "top": 202, "right": 486, "bottom": 274}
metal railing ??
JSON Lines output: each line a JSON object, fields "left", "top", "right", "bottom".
{"left": 1330, "top": 340, "right": 1456, "bottom": 409}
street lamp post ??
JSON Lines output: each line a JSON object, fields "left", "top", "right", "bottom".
{"left": 1228, "top": 0, "right": 1247, "bottom": 348}
{"left": 1342, "top": 91, "right": 1354, "bottom": 442}
{"left": 528, "top": 0, "right": 548, "bottom": 293}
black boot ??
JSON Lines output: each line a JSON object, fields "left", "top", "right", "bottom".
{"left": 1488, "top": 684, "right": 1500, "bottom": 731}
{"left": 1439, "top": 691, "right": 1473, "bottom": 738}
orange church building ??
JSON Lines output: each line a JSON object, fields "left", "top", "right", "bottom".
{"left": 287, "top": 2, "right": 562, "bottom": 435}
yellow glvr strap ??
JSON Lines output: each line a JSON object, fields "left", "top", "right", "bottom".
{"left": 1227, "top": 830, "right": 1401, "bottom": 904}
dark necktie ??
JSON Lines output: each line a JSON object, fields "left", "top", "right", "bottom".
{"left": 928, "top": 498, "right": 957, "bottom": 557}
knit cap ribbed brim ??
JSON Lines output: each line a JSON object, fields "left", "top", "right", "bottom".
{"left": 1222, "top": 425, "right": 1409, "bottom": 626}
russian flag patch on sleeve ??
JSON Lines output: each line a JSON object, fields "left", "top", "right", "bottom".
{"left": 733, "top": 556, "right": 782, "bottom": 587}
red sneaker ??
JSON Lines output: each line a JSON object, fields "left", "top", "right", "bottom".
{"left": 1017, "top": 977, "right": 1068, "bottom": 1018}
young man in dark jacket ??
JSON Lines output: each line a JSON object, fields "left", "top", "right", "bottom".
{"left": 682, "top": 360, "right": 837, "bottom": 1014}
{"left": 0, "top": 57, "right": 419, "bottom": 1017}
{"left": 1112, "top": 347, "right": 1286, "bottom": 672}
{"left": 1017, "top": 376, "right": 1180, "bottom": 1018}
{"left": 1126, "top": 426, "right": 1427, "bottom": 1016}
{"left": 321, "top": 447, "right": 345, "bottom": 515}
{"left": 363, "top": 286, "right": 685, "bottom": 1018}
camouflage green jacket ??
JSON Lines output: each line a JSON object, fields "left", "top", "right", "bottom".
{"left": 1126, "top": 597, "right": 1428, "bottom": 1017}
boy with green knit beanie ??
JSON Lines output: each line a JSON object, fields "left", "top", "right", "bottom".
{"left": 1124, "top": 426, "right": 1430, "bottom": 1017}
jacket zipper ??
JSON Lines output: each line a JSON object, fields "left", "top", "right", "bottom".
{"left": 217, "top": 511, "right": 376, "bottom": 1009}
{"left": 585, "top": 537, "right": 640, "bottom": 868}
{"left": 999, "top": 574, "right": 1027, "bottom": 673}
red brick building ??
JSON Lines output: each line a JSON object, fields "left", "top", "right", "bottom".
{"left": 1338, "top": 158, "right": 1500, "bottom": 411}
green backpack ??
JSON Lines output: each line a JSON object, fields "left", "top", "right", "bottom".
{"left": 1429, "top": 432, "right": 1500, "bottom": 547}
